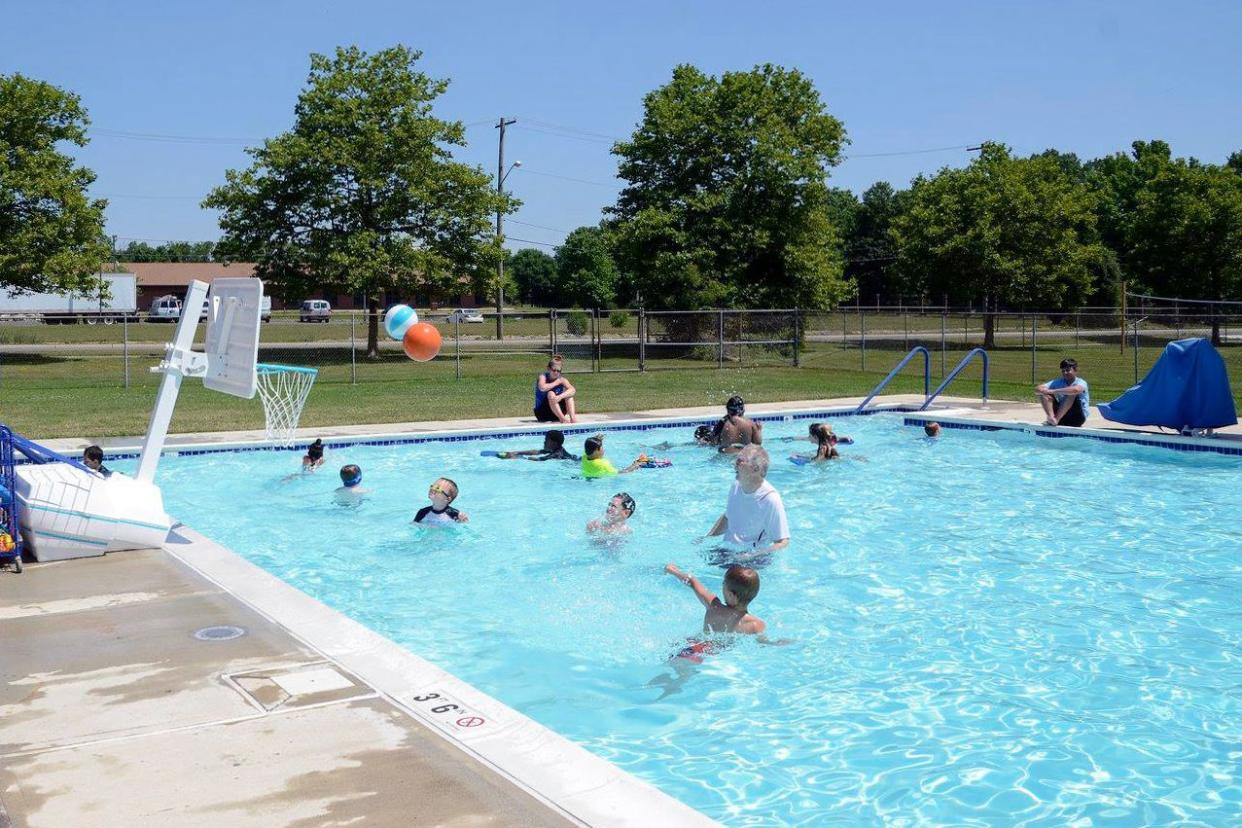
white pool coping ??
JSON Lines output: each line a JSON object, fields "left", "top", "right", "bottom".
{"left": 165, "top": 525, "right": 717, "bottom": 828}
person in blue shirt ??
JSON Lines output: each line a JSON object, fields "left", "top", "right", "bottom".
{"left": 1036, "top": 358, "right": 1090, "bottom": 427}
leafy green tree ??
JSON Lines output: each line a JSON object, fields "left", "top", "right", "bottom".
{"left": 1126, "top": 157, "right": 1242, "bottom": 344}
{"left": 891, "top": 143, "right": 1105, "bottom": 346}
{"left": 1227, "top": 151, "right": 1242, "bottom": 175}
{"left": 0, "top": 73, "right": 109, "bottom": 294}
{"left": 555, "top": 225, "right": 618, "bottom": 308}
{"left": 204, "top": 46, "right": 514, "bottom": 357}
{"left": 508, "top": 247, "right": 557, "bottom": 305}
{"left": 609, "top": 63, "right": 851, "bottom": 310}
{"left": 847, "top": 182, "right": 909, "bottom": 305}
{"left": 120, "top": 240, "right": 216, "bottom": 261}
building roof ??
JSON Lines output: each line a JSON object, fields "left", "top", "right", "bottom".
{"left": 121, "top": 262, "right": 258, "bottom": 287}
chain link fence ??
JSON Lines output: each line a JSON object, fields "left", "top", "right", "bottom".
{"left": 4, "top": 306, "right": 1242, "bottom": 406}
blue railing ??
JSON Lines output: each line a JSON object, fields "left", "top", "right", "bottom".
{"left": 1, "top": 425, "right": 24, "bottom": 572}
{"left": 920, "top": 348, "right": 990, "bottom": 410}
{"left": 855, "top": 347, "right": 931, "bottom": 413}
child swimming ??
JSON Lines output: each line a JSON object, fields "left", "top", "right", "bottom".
{"left": 302, "top": 439, "right": 325, "bottom": 471}
{"left": 580, "top": 435, "right": 640, "bottom": 478}
{"left": 586, "top": 492, "right": 635, "bottom": 535}
{"left": 413, "top": 477, "right": 469, "bottom": 525}
{"left": 333, "top": 464, "right": 368, "bottom": 504}
{"left": 790, "top": 423, "right": 840, "bottom": 464}
{"left": 501, "top": 429, "right": 578, "bottom": 461}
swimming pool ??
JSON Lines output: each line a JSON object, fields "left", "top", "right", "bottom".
{"left": 127, "top": 414, "right": 1241, "bottom": 825}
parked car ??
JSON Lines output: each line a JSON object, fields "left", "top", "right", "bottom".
{"left": 445, "top": 307, "right": 485, "bottom": 324}
{"left": 148, "top": 294, "right": 211, "bottom": 323}
{"left": 299, "top": 299, "right": 332, "bottom": 323}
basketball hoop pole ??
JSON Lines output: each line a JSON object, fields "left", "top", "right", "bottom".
{"left": 136, "top": 280, "right": 210, "bottom": 483}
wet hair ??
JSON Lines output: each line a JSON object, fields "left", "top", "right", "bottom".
{"left": 924, "top": 422, "right": 941, "bottom": 437}
{"left": 340, "top": 464, "right": 362, "bottom": 487}
{"left": 810, "top": 423, "right": 836, "bottom": 448}
{"left": 725, "top": 395, "right": 745, "bottom": 416}
{"left": 1060, "top": 358, "right": 1078, "bottom": 371}
{"left": 439, "top": 477, "right": 459, "bottom": 501}
{"left": 735, "top": 444, "right": 769, "bottom": 477}
{"left": 306, "top": 439, "right": 324, "bottom": 461}
{"left": 694, "top": 424, "right": 714, "bottom": 443}
{"left": 544, "top": 429, "right": 565, "bottom": 449}
{"left": 83, "top": 445, "right": 104, "bottom": 464}
{"left": 614, "top": 492, "right": 635, "bottom": 515}
{"left": 724, "top": 565, "right": 760, "bottom": 604}
{"left": 584, "top": 435, "right": 604, "bottom": 456}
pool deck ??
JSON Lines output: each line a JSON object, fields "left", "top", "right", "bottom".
{"left": 5, "top": 394, "right": 1240, "bottom": 827}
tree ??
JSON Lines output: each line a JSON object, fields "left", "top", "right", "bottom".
{"left": 509, "top": 247, "right": 557, "bottom": 305}
{"left": 204, "top": 46, "right": 514, "bottom": 357}
{"left": 891, "top": 143, "right": 1105, "bottom": 347}
{"left": 555, "top": 226, "right": 618, "bottom": 308}
{"left": 1126, "top": 158, "right": 1242, "bottom": 344}
{"left": 0, "top": 73, "right": 109, "bottom": 294}
{"left": 120, "top": 240, "right": 217, "bottom": 261}
{"left": 608, "top": 63, "right": 851, "bottom": 310}
{"left": 847, "top": 182, "right": 908, "bottom": 304}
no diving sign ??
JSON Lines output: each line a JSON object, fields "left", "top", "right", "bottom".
{"left": 409, "top": 690, "right": 489, "bottom": 732}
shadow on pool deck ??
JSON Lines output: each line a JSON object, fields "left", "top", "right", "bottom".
{"left": 0, "top": 548, "right": 576, "bottom": 828}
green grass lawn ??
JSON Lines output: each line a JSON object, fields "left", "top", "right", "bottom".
{"left": 3, "top": 330, "right": 1229, "bottom": 440}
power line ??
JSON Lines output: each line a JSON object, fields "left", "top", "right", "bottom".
{"left": 508, "top": 218, "right": 570, "bottom": 234}
{"left": 519, "top": 168, "right": 618, "bottom": 187}
{"left": 515, "top": 124, "right": 617, "bottom": 145}
{"left": 843, "top": 144, "right": 973, "bottom": 160}
{"left": 505, "top": 236, "right": 559, "bottom": 248}
{"left": 519, "top": 118, "right": 625, "bottom": 142}
{"left": 93, "top": 128, "right": 256, "bottom": 145}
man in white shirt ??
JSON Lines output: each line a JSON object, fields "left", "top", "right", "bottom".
{"left": 705, "top": 445, "right": 790, "bottom": 561}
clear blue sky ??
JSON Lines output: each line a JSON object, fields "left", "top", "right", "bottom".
{"left": 5, "top": 1, "right": 1239, "bottom": 254}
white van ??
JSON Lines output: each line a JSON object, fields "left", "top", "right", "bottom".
{"left": 148, "top": 295, "right": 183, "bottom": 322}
{"left": 299, "top": 299, "right": 331, "bottom": 323}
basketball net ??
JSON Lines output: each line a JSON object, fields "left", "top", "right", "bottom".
{"left": 255, "top": 364, "right": 317, "bottom": 446}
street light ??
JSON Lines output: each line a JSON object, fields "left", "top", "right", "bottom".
{"left": 495, "top": 115, "right": 519, "bottom": 339}
{"left": 495, "top": 160, "right": 521, "bottom": 339}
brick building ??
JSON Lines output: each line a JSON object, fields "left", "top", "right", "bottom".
{"left": 123, "top": 263, "right": 483, "bottom": 311}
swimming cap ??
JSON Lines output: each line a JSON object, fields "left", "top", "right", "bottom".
{"left": 726, "top": 396, "right": 745, "bottom": 415}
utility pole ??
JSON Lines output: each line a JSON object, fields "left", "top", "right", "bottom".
{"left": 495, "top": 116, "right": 517, "bottom": 340}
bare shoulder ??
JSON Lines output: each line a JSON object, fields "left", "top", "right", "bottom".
{"left": 740, "top": 614, "right": 766, "bottom": 635}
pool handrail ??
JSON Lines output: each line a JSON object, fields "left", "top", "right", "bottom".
{"left": 919, "top": 348, "right": 989, "bottom": 410}
{"left": 855, "top": 346, "right": 931, "bottom": 413}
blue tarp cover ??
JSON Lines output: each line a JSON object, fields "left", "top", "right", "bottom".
{"left": 1098, "top": 338, "right": 1238, "bottom": 430}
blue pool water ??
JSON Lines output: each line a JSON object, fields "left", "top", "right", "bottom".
{"left": 127, "top": 416, "right": 1241, "bottom": 825}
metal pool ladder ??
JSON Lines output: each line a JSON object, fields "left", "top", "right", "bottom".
{"left": 854, "top": 346, "right": 930, "bottom": 413}
{"left": 856, "top": 347, "right": 990, "bottom": 413}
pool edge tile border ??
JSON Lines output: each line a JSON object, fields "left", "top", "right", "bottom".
{"left": 163, "top": 524, "right": 720, "bottom": 828}
{"left": 900, "top": 412, "right": 1242, "bottom": 454}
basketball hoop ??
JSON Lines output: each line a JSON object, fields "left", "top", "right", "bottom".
{"left": 255, "top": 364, "right": 317, "bottom": 446}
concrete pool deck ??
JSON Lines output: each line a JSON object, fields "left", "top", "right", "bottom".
{"left": 6, "top": 394, "right": 1241, "bottom": 826}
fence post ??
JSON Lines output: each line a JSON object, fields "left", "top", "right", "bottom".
{"left": 718, "top": 310, "right": 725, "bottom": 369}
{"left": 454, "top": 316, "right": 461, "bottom": 380}
{"left": 940, "top": 312, "right": 947, "bottom": 377}
{"left": 1075, "top": 311, "right": 1080, "bottom": 348}
{"left": 550, "top": 308, "right": 558, "bottom": 355}
{"left": 638, "top": 308, "right": 646, "bottom": 372}
{"left": 1030, "top": 314, "right": 1037, "bottom": 385}
{"left": 860, "top": 308, "right": 867, "bottom": 371}
{"left": 592, "top": 308, "right": 600, "bottom": 372}
{"left": 1133, "top": 318, "right": 1140, "bottom": 383}
{"left": 903, "top": 311, "right": 909, "bottom": 351}
{"left": 349, "top": 311, "right": 357, "bottom": 385}
{"left": 792, "top": 307, "right": 800, "bottom": 368}
{"left": 123, "top": 314, "right": 130, "bottom": 389}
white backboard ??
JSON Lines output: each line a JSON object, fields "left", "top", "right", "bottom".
{"left": 203, "top": 278, "right": 262, "bottom": 399}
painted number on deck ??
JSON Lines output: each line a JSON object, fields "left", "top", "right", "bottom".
{"left": 410, "top": 690, "right": 488, "bottom": 731}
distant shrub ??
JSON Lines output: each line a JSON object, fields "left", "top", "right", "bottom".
{"left": 566, "top": 310, "right": 589, "bottom": 336}
{"left": 609, "top": 310, "right": 629, "bottom": 329}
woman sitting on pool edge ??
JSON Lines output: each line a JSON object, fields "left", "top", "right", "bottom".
{"left": 534, "top": 355, "right": 578, "bottom": 423}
